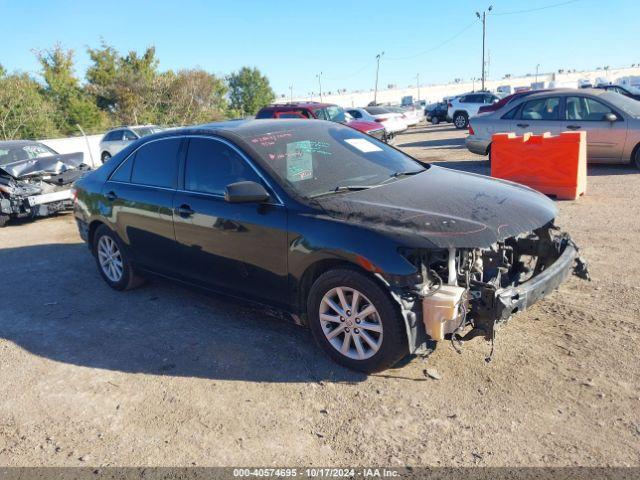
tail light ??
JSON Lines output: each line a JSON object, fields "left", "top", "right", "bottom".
{"left": 468, "top": 124, "right": 475, "bottom": 135}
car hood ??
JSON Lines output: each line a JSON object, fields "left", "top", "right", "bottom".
{"left": 0, "top": 152, "right": 85, "bottom": 179}
{"left": 312, "top": 165, "right": 557, "bottom": 248}
{"left": 346, "top": 120, "right": 384, "bottom": 133}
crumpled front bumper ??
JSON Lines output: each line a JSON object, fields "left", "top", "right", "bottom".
{"left": 493, "top": 241, "right": 577, "bottom": 322}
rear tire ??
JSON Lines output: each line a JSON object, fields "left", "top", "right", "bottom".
{"left": 431, "top": 117, "right": 440, "bottom": 125}
{"left": 453, "top": 112, "right": 468, "bottom": 129}
{"left": 634, "top": 147, "right": 640, "bottom": 170}
{"left": 101, "top": 152, "right": 111, "bottom": 164}
{"left": 92, "top": 225, "right": 145, "bottom": 290}
{"left": 0, "top": 214, "right": 9, "bottom": 228}
{"left": 307, "top": 268, "right": 408, "bottom": 373}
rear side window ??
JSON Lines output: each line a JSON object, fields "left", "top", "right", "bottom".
{"left": 520, "top": 97, "right": 560, "bottom": 120}
{"left": 184, "top": 138, "right": 261, "bottom": 195}
{"left": 105, "top": 130, "right": 122, "bottom": 141}
{"left": 255, "top": 109, "right": 274, "bottom": 119}
{"left": 501, "top": 104, "right": 520, "bottom": 120}
{"left": 348, "top": 109, "right": 362, "bottom": 119}
{"left": 123, "top": 130, "right": 138, "bottom": 140}
{"left": 130, "top": 138, "right": 181, "bottom": 188}
{"left": 110, "top": 156, "right": 134, "bottom": 182}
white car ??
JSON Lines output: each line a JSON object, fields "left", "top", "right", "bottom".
{"left": 447, "top": 92, "right": 500, "bottom": 129}
{"left": 99, "top": 125, "right": 163, "bottom": 163}
{"left": 385, "top": 106, "right": 422, "bottom": 127}
{"left": 346, "top": 107, "right": 408, "bottom": 139}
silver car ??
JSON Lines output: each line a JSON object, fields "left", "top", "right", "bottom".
{"left": 466, "top": 89, "right": 640, "bottom": 168}
{"left": 99, "top": 125, "right": 163, "bottom": 163}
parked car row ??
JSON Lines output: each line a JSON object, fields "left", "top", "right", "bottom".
{"left": 256, "top": 102, "right": 421, "bottom": 143}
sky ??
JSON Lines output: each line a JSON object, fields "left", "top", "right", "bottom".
{"left": 1, "top": 0, "right": 639, "bottom": 98}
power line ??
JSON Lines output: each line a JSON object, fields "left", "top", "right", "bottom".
{"left": 490, "top": 0, "right": 581, "bottom": 16}
{"left": 386, "top": 21, "right": 477, "bottom": 61}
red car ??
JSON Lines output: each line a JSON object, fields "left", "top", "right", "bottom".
{"left": 256, "top": 102, "right": 387, "bottom": 142}
{"left": 477, "top": 89, "right": 551, "bottom": 115}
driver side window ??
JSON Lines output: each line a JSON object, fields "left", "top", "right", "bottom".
{"left": 565, "top": 96, "right": 614, "bottom": 121}
{"left": 184, "top": 138, "right": 261, "bottom": 196}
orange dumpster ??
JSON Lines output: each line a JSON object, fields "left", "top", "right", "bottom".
{"left": 491, "top": 131, "right": 587, "bottom": 200}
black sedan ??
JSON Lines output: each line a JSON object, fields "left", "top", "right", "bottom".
{"left": 73, "top": 120, "right": 587, "bottom": 372}
{"left": 425, "top": 103, "right": 448, "bottom": 124}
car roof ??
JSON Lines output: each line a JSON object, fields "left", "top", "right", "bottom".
{"left": 106, "top": 125, "right": 159, "bottom": 131}
{"left": 0, "top": 140, "right": 47, "bottom": 148}
{"left": 262, "top": 102, "right": 336, "bottom": 110}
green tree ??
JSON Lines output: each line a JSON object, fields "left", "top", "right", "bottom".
{"left": 0, "top": 72, "right": 58, "bottom": 140}
{"left": 227, "top": 67, "right": 275, "bottom": 116}
{"left": 159, "top": 69, "right": 228, "bottom": 125}
{"left": 35, "top": 44, "right": 105, "bottom": 134}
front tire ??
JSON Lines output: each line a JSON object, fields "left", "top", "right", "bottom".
{"left": 92, "top": 225, "right": 144, "bottom": 290}
{"left": 0, "top": 214, "right": 9, "bottom": 228}
{"left": 453, "top": 112, "right": 468, "bottom": 129}
{"left": 634, "top": 147, "right": 640, "bottom": 170}
{"left": 431, "top": 117, "right": 440, "bottom": 125}
{"left": 307, "top": 268, "right": 408, "bottom": 373}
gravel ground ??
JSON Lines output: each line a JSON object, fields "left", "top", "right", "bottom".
{"left": 0, "top": 123, "right": 638, "bottom": 467}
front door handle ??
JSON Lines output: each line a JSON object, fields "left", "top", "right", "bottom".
{"left": 105, "top": 190, "right": 117, "bottom": 201}
{"left": 566, "top": 124, "right": 581, "bottom": 130}
{"left": 516, "top": 123, "right": 529, "bottom": 128}
{"left": 176, "top": 204, "right": 195, "bottom": 218}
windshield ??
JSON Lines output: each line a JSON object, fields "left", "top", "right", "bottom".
{"left": 133, "top": 126, "right": 163, "bottom": 137}
{"left": 603, "top": 92, "right": 640, "bottom": 117}
{"left": 245, "top": 122, "right": 425, "bottom": 198}
{"left": 0, "top": 143, "right": 58, "bottom": 166}
{"left": 315, "top": 106, "right": 346, "bottom": 122}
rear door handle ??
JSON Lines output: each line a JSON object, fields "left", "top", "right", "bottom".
{"left": 105, "top": 191, "right": 117, "bottom": 201}
{"left": 566, "top": 125, "right": 581, "bottom": 130}
{"left": 516, "top": 123, "right": 529, "bottom": 128}
{"left": 176, "top": 204, "right": 195, "bottom": 218}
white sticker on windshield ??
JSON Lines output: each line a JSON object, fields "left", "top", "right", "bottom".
{"left": 344, "top": 138, "right": 383, "bottom": 153}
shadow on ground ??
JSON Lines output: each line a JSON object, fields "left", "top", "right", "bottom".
{"left": 397, "top": 137, "right": 465, "bottom": 150}
{"left": 0, "top": 243, "right": 366, "bottom": 384}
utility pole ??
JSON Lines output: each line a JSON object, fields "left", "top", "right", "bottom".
{"left": 374, "top": 51, "right": 384, "bottom": 105}
{"left": 289, "top": 85, "right": 293, "bottom": 103}
{"left": 415, "top": 73, "right": 421, "bottom": 101}
{"left": 535, "top": 64, "right": 541, "bottom": 84}
{"left": 472, "top": 77, "right": 476, "bottom": 92}
{"left": 316, "top": 72, "right": 323, "bottom": 102}
{"left": 476, "top": 5, "right": 492, "bottom": 91}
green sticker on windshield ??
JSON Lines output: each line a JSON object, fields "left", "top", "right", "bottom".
{"left": 286, "top": 141, "right": 314, "bottom": 181}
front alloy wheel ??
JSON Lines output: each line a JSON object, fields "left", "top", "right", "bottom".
{"left": 453, "top": 113, "right": 468, "bottom": 129}
{"left": 320, "top": 286, "right": 383, "bottom": 360}
{"left": 308, "top": 268, "right": 407, "bottom": 373}
{"left": 97, "top": 235, "right": 123, "bottom": 283}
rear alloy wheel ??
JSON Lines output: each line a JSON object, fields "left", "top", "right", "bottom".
{"left": 93, "top": 225, "right": 144, "bottom": 290}
{"left": 453, "top": 112, "right": 468, "bottom": 129}
{"left": 101, "top": 152, "right": 111, "bottom": 164}
{"left": 308, "top": 268, "right": 407, "bottom": 373}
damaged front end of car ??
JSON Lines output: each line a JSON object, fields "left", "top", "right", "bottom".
{"left": 388, "top": 222, "right": 590, "bottom": 357}
{"left": 0, "top": 152, "right": 89, "bottom": 226}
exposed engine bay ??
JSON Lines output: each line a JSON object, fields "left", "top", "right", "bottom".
{"left": 0, "top": 150, "right": 89, "bottom": 227}
{"left": 395, "top": 223, "right": 590, "bottom": 357}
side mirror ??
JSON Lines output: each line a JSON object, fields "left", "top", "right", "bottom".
{"left": 604, "top": 112, "right": 617, "bottom": 122}
{"left": 224, "top": 181, "right": 270, "bottom": 203}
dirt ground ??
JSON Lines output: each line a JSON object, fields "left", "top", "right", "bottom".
{"left": 0, "top": 123, "right": 638, "bottom": 468}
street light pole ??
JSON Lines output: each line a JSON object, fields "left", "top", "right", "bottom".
{"left": 316, "top": 73, "right": 323, "bottom": 102}
{"left": 476, "top": 5, "right": 492, "bottom": 91}
{"left": 374, "top": 51, "right": 384, "bottom": 105}
{"left": 289, "top": 85, "right": 293, "bottom": 103}
{"left": 535, "top": 64, "right": 540, "bottom": 84}
{"left": 415, "top": 73, "right": 420, "bottom": 101}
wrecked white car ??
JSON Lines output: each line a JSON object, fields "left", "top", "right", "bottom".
{"left": 0, "top": 141, "right": 90, "bottom": 227}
